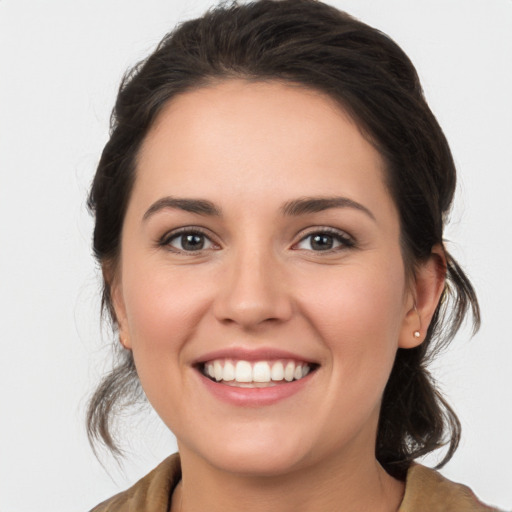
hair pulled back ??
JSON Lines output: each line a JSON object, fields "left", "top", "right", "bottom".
{"left": 87, "top": 0, "right": 479, "bottom": 478}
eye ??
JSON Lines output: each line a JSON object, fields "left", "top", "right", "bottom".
{"left": 161, "top": 229, "right": 217, "bottom": 253}
{"left": 294, "top": 229, "right": 354, "bottom": 252}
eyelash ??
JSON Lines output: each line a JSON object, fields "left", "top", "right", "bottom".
{"left": 159, "top": 227, "right": 217, "bottom": 254}
{"left": 158, "top": 227, "right": 356, "bottom": 254}
{"left": 293, "top": 227, "right": 356, "bottom": 253}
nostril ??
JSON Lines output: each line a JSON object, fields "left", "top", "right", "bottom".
{"left": 214, "top": 298, "right": 293, "bottom": 328}
{"left": 212, "top": 262, "right": 293, "bottom": 327}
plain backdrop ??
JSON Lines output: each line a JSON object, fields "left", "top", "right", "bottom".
{"left": 1, "top": 0, "right": 511, "bottom": 510}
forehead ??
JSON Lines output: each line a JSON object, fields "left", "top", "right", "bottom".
{"left": 133, "top": 79, "right": 395, "bottom": 221}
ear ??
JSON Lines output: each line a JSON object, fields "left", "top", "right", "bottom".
{"left": 104, "top": 265, "right": 132, "bottom": 350}
{"left": 399, "top": 244, "right": 446, "bottom": 349}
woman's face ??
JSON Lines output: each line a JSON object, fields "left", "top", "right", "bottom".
{"left": 113, "top": 80, "right": 423, "bottom": 476}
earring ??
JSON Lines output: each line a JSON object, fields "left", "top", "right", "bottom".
{"left": 413, "top": 303, "right": 422, "bottom": 340}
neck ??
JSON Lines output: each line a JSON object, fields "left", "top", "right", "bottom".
{"left": 172, "top": 443, "right": 404, "bottom": 512}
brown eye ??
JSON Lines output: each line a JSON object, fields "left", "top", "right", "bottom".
{"left": 310, "top": 234, "right": 335, "bottom": 251}
{"left": 295, "top": 230, "right": 354, "bottom": 252}
{"left": 164, "top": 230, "right": 215, "bottom": 252}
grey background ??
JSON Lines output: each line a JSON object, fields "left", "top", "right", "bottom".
{"left": 1, "top": 0, "right": 511, "bottom": 510}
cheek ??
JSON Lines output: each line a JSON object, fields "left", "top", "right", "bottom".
{"left": 297, "top": 259, "right": 407, "bottom": 378}
{"left": 121, "top": 262, "right": 210, "bottom": 369}
{"left": 120, "top": 265, "right": 217, "bottom": 425}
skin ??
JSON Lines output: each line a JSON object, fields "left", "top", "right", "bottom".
{"left": 112, "top": 80, "right": 445, "bottom": 512}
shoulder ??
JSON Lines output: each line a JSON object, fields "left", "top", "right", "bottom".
{"left": 89, "top": 453, "right": 181, "bottom": 512}
{"left": 399, "top": 463, "right": 501, "bottom": 512}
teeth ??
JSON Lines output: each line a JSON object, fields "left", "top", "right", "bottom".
{"left": 223, "top": 361, "right": 235, "bottom": 381}
{"left": 214, "top": 361, "right": 223, "bottom": 381}
{"left": 271, "top": 361, "right": 284, "bottom": 381}
{"left": 253, "top": 361, "right": 271, "bottom": 382}
{"left": 203, "top": 359, "right": 313, "bottom": 385}
{"left": 284, "top": 362, "right": 295, "bottom": 382}
{"left": 235, "top": 361, "right": 252, "bottom": 382}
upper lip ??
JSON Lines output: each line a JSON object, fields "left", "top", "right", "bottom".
{"left": 192, "top": 347, "right": 319, "bottom": 366}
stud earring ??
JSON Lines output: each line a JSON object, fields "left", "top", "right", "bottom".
{"left": 412, "top": 303, "right": 422, "bottom": 340}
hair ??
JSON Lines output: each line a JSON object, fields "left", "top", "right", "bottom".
{"left": 87, "top": 0, "right": 480, "bottom": 478}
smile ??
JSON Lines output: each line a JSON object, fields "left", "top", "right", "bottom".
{"left": 202, "top": 359, "right": 313, "bottom": 387}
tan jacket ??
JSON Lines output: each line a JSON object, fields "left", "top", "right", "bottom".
{"left": 90, "top": 453, "right": 500, "bottom": 511}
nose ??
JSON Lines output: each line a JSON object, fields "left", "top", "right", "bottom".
{"left": 213, "top": 245, "right": 293, "bottom": 329}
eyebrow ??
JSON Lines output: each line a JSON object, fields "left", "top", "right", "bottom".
{"left": 142, "top": 195, "right": 375, "bottom": 222}
{"left": 281, "top": 196, "right": 376, "bottom": 221}
{"left": 143, "top": 196, "right": 221, "bottom": 221}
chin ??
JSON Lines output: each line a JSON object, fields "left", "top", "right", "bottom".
{"left": 184, "top": 428, "right": 313, "bottom": 477}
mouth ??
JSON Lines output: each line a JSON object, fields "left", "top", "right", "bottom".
{"left": 198, "top": 359, "right": 319, "bottom": 388}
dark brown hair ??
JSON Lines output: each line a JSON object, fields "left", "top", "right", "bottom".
{"left": 87, "top": 0, "right": 480, "bottom": 478}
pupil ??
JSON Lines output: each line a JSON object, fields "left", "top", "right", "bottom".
{"left": 183, "top": 234, "right": 204, "bottom": 250}
{"left": 311, "top": 234, "right": 333, "bottom": 250}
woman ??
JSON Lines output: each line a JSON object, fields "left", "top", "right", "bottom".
{"left": 87, "top": 1, "right": 496, "bottom": 510}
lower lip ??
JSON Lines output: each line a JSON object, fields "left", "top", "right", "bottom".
{"left": 198, "top": 371, "right": 314, "bottom": 407}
